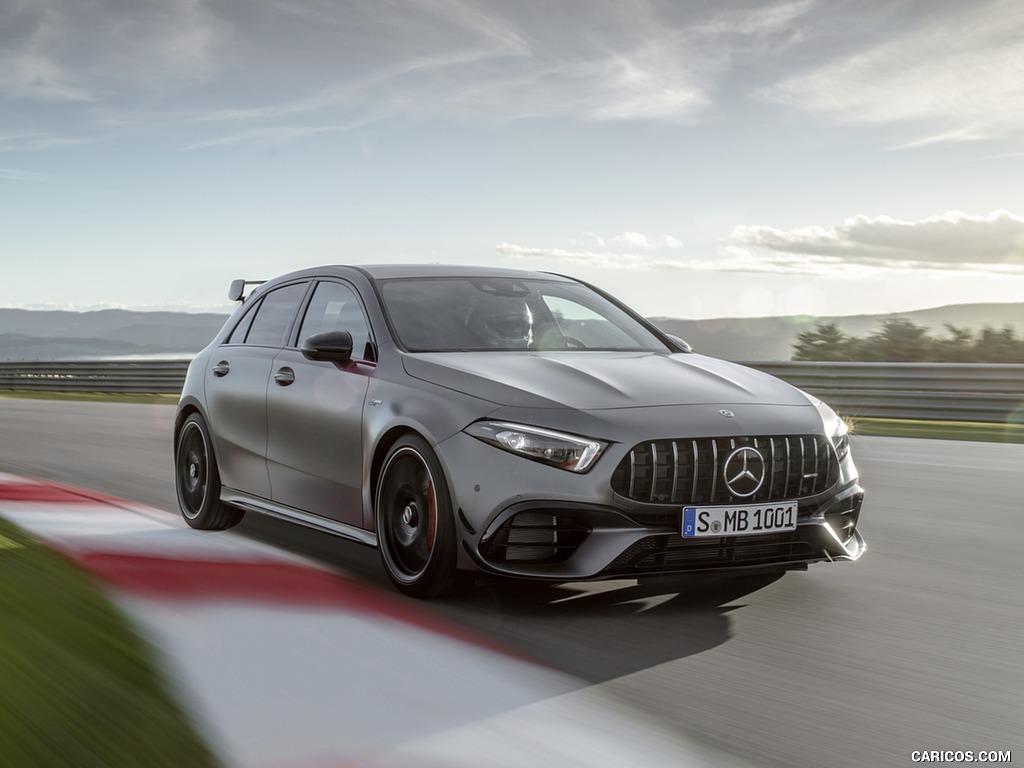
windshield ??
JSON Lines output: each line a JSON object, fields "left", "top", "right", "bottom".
{"left": 379, "top": 276, "right": 671, "bottom": 353}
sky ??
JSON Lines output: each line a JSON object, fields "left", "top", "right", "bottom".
{"left": 2, "top": 0, "right": 1023, "bottom": 319}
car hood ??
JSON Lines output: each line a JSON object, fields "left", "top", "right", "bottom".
{"left": 402, "top": 352, "right": 811, "bottom": 410}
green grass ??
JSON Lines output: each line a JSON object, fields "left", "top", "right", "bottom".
{"left": 0, "top": 518, "right": 218, "bottom": 768}
{"left": 849, "top": 417, "right": 1024, "bottom": 443}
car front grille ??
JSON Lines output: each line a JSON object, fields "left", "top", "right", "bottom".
{"left": 610, "top": 435, "right": 838, "bottom": 507}
{"left": 605, "top": 531, "right": 819, "bottom": 574}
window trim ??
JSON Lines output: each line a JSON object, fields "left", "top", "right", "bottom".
{"left": 291, "top": 277, "right": 377, "bottom": 362}
{"left": 222, "top": 280, "right": 312, "bottom": 349}
{"left": 223, "top": 296, "right": 263, "bottom": 346}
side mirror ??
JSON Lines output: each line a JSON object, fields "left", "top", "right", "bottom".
{"left": 666, "top": 334, "right": 693, "bottom": 353}
{"left": 302, "top": 331, "right": 354, "bottom": 363}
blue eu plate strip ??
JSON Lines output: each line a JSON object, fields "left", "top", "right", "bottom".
{"left": 682, "top": 507, "right": 696, "bottom": 538}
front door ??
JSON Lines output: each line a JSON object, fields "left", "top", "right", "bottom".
{"left": 266, "top": 280, "right": 374, "bottom": 526}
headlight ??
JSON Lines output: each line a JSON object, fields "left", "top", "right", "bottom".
{"left": 464, "top": 421, "right": 607, "bottom": 473}
{"left": 832, "top": 417, "right": 851, "bottom": 461}
{"left": 814, "top": 400, "right": 851, "bottom": 461}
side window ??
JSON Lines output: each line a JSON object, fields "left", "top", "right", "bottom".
{"left": 298, "top": 281, "right": 373, "bottom": 361}
{"left": 245, "top": 283, "right": 308, "bottom": 347}
{"left": 226, "top": 300, "right": 260, "bottom": 344}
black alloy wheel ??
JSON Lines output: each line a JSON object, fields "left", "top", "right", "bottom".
{"left": 376, "top": 435, "right": 458, "bottom": 598}
{"left": 175, "top": 413, "right": 244, "bottom": 530}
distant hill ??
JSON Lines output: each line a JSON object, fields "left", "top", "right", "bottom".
{"left": 649, "top": 302, "right": 1024, "bottom": 361}
{"left": 1, "top": 302, "right": 1021, "bottom": 361}
{"left": 0, "top": 309, "right": 230, "bottom": 360}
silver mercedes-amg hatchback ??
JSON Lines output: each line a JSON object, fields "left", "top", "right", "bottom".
{"left": 174, "top": 264, "right": 865, "bottom": 597}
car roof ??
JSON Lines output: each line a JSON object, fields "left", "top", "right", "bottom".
{"left": 352, "top": 263, "right": 577, "bottom": 282}
{"left": 242, "top": 263, "right": 580, "bottom": 302}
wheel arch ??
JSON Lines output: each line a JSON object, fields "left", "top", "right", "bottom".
{"left": 367, "top": 424, "right": 462, "bottom": 525}
{"left": 368, "top": 425, "right": 420, "bottom": 519}
{"left": 173, "top": 401, "right": 224, "bottom": 477}
{"left": 174, "top": 402, "right": 202, "bottom": 440}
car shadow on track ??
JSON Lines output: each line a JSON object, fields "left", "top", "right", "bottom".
{"left": 435, "top": 572, "right": 783, "bottom": 683}
{"left": 237, "top": 514, "right": 784, "bottom": 685}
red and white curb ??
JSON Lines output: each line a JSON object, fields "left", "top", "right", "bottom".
{"left": 0, "top": 473, "right": 729, "bottom": 768}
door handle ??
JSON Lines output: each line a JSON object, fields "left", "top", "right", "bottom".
{"left": 212, "top": 361, "right": 230, "bottom": 377}
{"left": 274, "top": 367, "right": 296, "bottom": 386}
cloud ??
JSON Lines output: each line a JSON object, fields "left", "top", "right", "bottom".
{"left": 16, "top": 0, "right": 1016, "bottom": 155}
{"left": 497, "top": 239, "right": 831, "bottom": 276}
{"left": 0, "top": 132, "right": 91, "bottom": 151}
{"left": 0, "top": 0, "right": 227, "bottom": 103}
{"left": 695, "top": 0, "right": 816, "bottom": 41}
{"left": 729, "top": 210, "right": 1024, "bottom": 272}
{"left": 0, "top": 3, "right": 92, "bottom": 102}
{"left": 1, "top": 0, "right": 828, "bottom": 151}
{"left": 181, "top": 121, "right": 369, "bottom": 150}
{"left": 572, "top": 232, "right": 607, "bottom": 249}
{"left": 498, "top": 230, "right": 694, "bottom": 271}
{"left": 0, "top": 168, "right": 47, "bottom": 181}
{"left": 610, "top": 231, "right": 656, "bottom": 250}
{"left": 500, "top": 213, "right": 1024, "bottom": 279}
{"left": 397, "top": 0, "right": 813, "bottom": 124}
{"left": 761, "top": 0, "right": 1024, "bottom": 143}
{"left": 199, "top": 1, "right": 717, "bottom": 128}
{"left": 607, "top": 232, "right": 686, "bottom": 250}
{"left": 497, "top": 243, "right": 655, "bottom": 270}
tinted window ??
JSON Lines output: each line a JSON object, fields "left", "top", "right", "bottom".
{"left": 226, "top": 300, "right": 259, "bottom": 344}
{"left": 379, "top": 277, "right": 668, "bottom": 352}
{"left": 298, "top": 281, "right": 372, "bottom": 360}
{"left": 245, "top": 283, "right": 308, "bottom": 347}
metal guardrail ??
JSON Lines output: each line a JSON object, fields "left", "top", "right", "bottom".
{"left": 0, "top": 359, "right": 1021, "bottom": 424}
{"left": 749, "top": 362, "right": 1024, "bottom": 423}
{"left": 0, "top": 360, "right": 190, "bottom": 395}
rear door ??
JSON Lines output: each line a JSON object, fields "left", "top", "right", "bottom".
{"left": 266, "top": 279, "right": 374, "bottom": 526}
{"left": 204, "top": 281, "right": 309, "bottom": 498}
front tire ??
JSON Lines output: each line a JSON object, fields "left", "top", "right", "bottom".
{"left": 375, "top": 435, "right": 458, "bottom": 598}
{"left": 175, "top": 413, "right": 244, "bottom": 530}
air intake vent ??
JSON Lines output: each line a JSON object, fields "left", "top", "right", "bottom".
{"left": 606, "top": 531, "right": 819, "bottom": 574}
{"left": 481, "top": 512, "right": 591, "bottom": 565}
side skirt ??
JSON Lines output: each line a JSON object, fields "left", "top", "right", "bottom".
{"left": 221, "top": 488, "right": 378, "bottom": 548}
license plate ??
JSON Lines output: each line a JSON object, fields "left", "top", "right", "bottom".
{"left": 682, "top": 502, "right": 797, "bottom": 538}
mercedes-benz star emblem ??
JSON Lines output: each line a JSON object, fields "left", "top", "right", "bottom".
{"left": 723, "top": 446, "right": 766, "bottom": 497}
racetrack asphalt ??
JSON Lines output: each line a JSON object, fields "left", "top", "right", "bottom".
{"left": 0, "top": 472, "right": 730, "bottom": 768}
{"left": 0, "top": 399, "right": 1021, "bottom": 768}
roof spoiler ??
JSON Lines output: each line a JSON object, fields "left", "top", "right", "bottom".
{"left": 228, "top": 279, "right": 266, "bottom": 302}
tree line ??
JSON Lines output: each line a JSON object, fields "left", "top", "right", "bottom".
{"left": 792, "top": 319, "right": 1024, "bottom": 363}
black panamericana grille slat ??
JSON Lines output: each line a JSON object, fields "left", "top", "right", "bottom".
{"left": 610, "top": 435, "right": 837, "bottom": 507}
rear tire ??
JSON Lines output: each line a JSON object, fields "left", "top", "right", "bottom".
{"left": 175, "top": 413, "right": 244, "bottom": 530}
{"left": 375, "top": 435, "right": 459, "bottom": 598}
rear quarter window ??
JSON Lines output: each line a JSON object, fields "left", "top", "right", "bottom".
{"left": 238, "top": 283, "right": 308, "bottom": 347}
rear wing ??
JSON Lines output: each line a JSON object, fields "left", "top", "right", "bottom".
{"left": 228, "top": 279, "right": 266, "bottom": 302}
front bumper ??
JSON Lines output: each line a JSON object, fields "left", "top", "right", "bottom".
{"left": 437, "top": 412, "right": 865, "bottom": 582}
{"left": 461, "top": 482, "right": 865, "bottom": 581}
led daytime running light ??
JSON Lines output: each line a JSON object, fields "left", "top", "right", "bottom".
{"left": 465, "top": 421, "right": 606, "bottom": 473}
